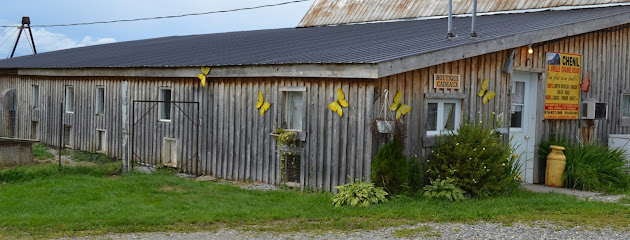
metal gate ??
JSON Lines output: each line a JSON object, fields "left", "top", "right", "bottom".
{"left": 131, "top": 100, "right": 200, "bottom": 175}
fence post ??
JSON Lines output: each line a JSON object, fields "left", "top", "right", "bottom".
{"left": 121, "top": 81, "right": 130, "bottom": 173}
{"left": 58, "top": 102, "right": 63, "bottom": 168}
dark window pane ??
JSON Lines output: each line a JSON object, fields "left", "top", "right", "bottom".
{"left": 444, "top": 103, "right": 455, "bottom": 130}
{"left": 426, "top": 103, "right": 438, "bottom": 131}
{"left": 511, "top": 105, "right": 523, "bottom": 128}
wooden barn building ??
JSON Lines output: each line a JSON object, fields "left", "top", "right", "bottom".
{"left": 0, "top": 0, "right": 629, "bottom": 191}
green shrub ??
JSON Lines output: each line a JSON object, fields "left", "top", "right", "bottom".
{"left": 332, "top": 179, "right": 388, "bottom": 207}
{"left": 426, "top": 121, "right": 516, "bottom": 197}
{"left": 408, "top": 156, "right": 426, "bottom": 194}
{"left": 563, "top": 142, "right": 630, "bottom": 192}
{"left": 423, "top": 178, "right": 465, "bottom": 202}
{"left": 370, "top": 140, "right": 409, "bottom": 195}
{"left": 504, "top": 148, "right": 523, "bottom": 193}
{"left": 32, "top": 144, "right": 55, "bottom": 160}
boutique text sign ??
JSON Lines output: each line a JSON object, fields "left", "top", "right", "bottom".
{"left": 434, "top": 74, "right": 460, "bottom": 90}
{"left": 544, "top": 52, "right": 581, "bottom": 119}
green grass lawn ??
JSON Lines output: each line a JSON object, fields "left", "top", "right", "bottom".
{"left": 1, "top": 163, "right": 630, "bottom": 239}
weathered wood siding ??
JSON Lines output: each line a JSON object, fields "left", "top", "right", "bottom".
{"left": 512, "top": 24, "right": 630, "bottom": 182}
{"left": 0, "top": 76, "right": 17, "bottom": 137}
{"left": 375, "top": 50, "right": 512, "bottom": 158}
{"left": 377, "top": 24, "right": 630, "bottom": 183}
{"left": 512, "top": 24, "right": 630, "bottom": 144}
{"left": 0, "top": 75, "right": 376, "bottom": 191}
{"left": 205, "top": 78, "right": 375, "bottom": 191}
{"left": 0, "top": 76, "right": 203, "bottom": 174}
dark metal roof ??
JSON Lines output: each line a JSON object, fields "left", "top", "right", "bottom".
{"left": 0, "top": 6, "right": 629, "bottom": 69}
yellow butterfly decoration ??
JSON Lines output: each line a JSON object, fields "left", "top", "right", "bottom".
{"left": 328, "top": 88, "right": 348, "bottom": 117}
{"left": 390, "top": 91, "right": 411, "bottom": 120}
{"left": 477, "top": 78, "right": 496, "bottom": 105}
{"left": 255, "top": 91, "right": 270, "bottom": 116}
{"left": 197, "top": 66, "right": 211, "bottom": 87}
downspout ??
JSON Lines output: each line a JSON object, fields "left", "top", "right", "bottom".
{"left": 471, "top": 0, "right": 478, "bottom": 37}
{"left": 447, "top": 0, "right": 455, "bottom": 38}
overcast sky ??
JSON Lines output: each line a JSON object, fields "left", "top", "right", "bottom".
{"left": 0, "top": 0, "right": 314, "bottom": 58}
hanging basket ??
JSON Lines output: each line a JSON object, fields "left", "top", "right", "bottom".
{"left": 376, "top": 120, "right": 395, "bottom": 133}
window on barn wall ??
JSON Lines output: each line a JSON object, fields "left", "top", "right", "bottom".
{"left": 426, "top": 99, "right": 461, "bottom": 136}
{"left": 96, "top": 86, "right": 105, "bottom": 115}
{"left": 621, "top": 93, "right": 630, "bottom": 127}
{"left": 65, "top": 86, "right": 74, "bottom": 113}
{"left": 158, "top": 88, "right": 172, "bottom": 121}
{"left": 64, "top": 125, "right": 73, "bottom": 148}
{"left": 162, "top": 138, "right": 178, "bottom": 167}
{"left": 281, "top": 87, "right": 307, "bottom": 131}
{"left": 32, "top": 85, "right": 39, "bottom": 109}
{"left": 96, "top": 129, "right": 106, "bottom": 153}
{"left": 622, "top": 95, "right": 630, "bottom": 118}
{"left": 31, "top": 121, "right": 38, "bottom": 140}
{"left": 279, "top": 86, "right": 307, "bottom": 186}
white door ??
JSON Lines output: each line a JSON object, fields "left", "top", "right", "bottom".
{"left": 509, "top": 72, "right": 538, "bottom": 183}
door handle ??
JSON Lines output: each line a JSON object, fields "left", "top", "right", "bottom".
{"left": 524, "top": 135, "right": 529, "bottom": 140}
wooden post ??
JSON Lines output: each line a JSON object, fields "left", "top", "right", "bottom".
{"left": 58, "top": 102, "right": 63, "bottom": 168}
{"left": 121, "top": 81, "right": 130, "bottom": 172}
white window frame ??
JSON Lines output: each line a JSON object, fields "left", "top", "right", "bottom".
{"left": 162, "top": 137, "right": 178, "bottom": 167}
{"left": 65, "top": 85, "right": 74, "bottom": 113}
{"left": 622, "top": 94, "right": 630, "bottom": 118}
{"left": 96, "top": 129, "right": 106, "bottom": 153}
{"left": 620, "top": 92, "right": 630, "bottom": 127}
{"left": 32, "top": 85, "right": 39, "bottom": 109}
{"left": 426, "top": 99, "right": 461, "bottom": 136}
{"left": 280, "top": 86, "right": 307, "bottom": 132}
{"left": 158, "top": 88, "right": 172, "bottom": 122}
{"left": 64, "top": 125, "right": 73, "bottom": 148}
{"left": 95, "top": 86, "right": 105, "bottom": 115}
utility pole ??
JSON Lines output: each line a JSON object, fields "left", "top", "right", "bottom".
{"left": 10, "top": 16, "right": 37, "bottom": 58}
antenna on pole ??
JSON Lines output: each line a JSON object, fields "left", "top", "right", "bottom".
{"left": 10, "top": 16, "right": 37, "bottom": 58}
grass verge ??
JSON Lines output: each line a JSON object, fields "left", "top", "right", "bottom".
{"left": 1, "top": 164, "right": 629, "bottom": 239}
{"left": 32, "top": 144, "right": 54, "bottom": 160}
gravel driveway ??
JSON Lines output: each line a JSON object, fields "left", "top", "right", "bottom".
{"left": 61, "top": 221, "right": 630, "bottom": 240}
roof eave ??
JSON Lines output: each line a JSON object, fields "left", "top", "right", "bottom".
{"left": 16, "top": 63, "right": 380, "bottom": 79}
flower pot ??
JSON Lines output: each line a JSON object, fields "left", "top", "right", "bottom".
{"left": 376, "top": 120, "right": 395, "bottom": 133}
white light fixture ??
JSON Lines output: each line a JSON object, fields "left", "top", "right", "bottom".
{"left": 527, "top": 45, "right": 534, "bottom": 54}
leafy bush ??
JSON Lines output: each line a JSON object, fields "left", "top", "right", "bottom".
{"left": 370, "top": 140, "right": 409, "bottom": 195}
{"left": 426, "top": 120, "right": 517, "bottom": 197}
{"left": 408, "top": 156, "right": 426, "bottom": 194}
{"left": 563, "top": 142, "right": 630, "bottom": 192}
{"left": 332, "top": 179, "right": 388, "bottom": 207}
{"left": 423, "top": 178, "right": 465, "bottom": 202}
